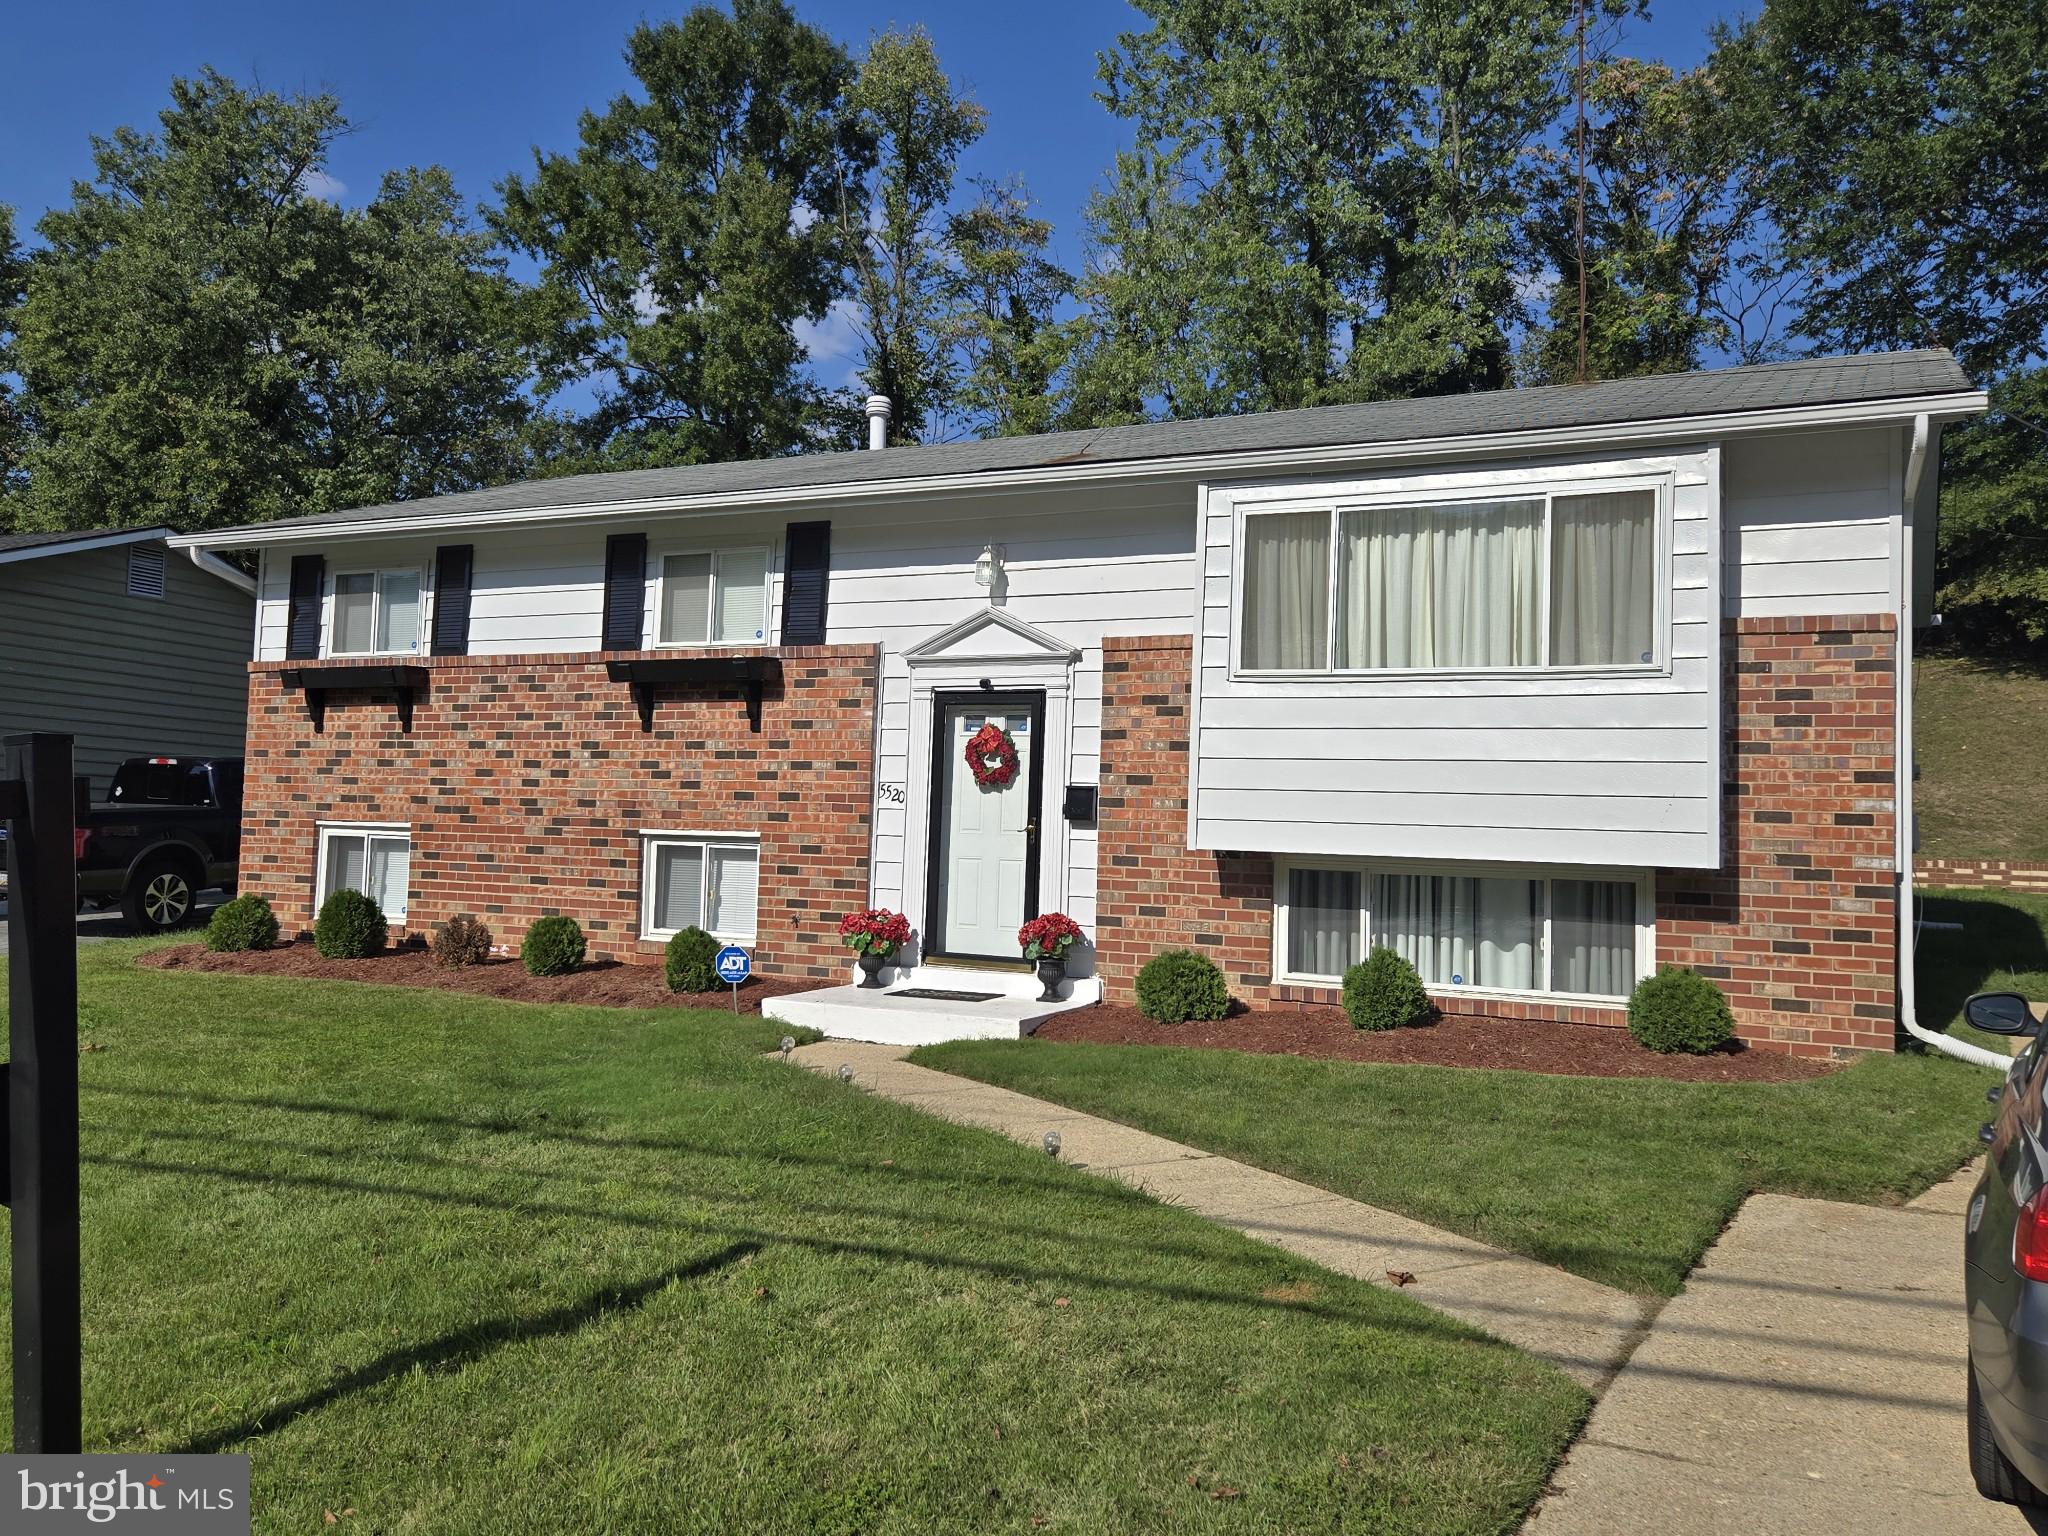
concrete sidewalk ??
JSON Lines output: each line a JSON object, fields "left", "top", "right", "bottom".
{"left": 789, "top": 1041, "right": 1650, "bottom": 1389}
{"left": 1525, "top": 1163, "right": 2038, "bottom": 1534}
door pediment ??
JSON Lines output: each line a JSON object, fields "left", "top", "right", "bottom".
{"left": 904, "top": 607, "right": 1081, "bottom": 666}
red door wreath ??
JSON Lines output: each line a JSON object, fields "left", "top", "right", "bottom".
{"left": 965, "top": 721, "right": 1020, "bottom": 788}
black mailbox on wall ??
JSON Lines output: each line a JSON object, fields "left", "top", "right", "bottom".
{"left": 1062, "top": 784, "right": 1098, "bottom": 823}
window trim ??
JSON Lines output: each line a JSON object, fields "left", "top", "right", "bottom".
{"left": 1228, "top": 467, "right": 1672, "bottom": 682}
{"left": 638, "top": 829, "right": 762, "bottom": 943}
{"left": 314, "top": 821, "right": 413, "bottom": 924}
{"left": 1270, "top": 855, "right": 1653, "bottom": 1005}
{"left": 327, "top": 565, "right": 429, "bottom": 658}
{"left": 650, "top": 543, "right": 774, "bottom": 650}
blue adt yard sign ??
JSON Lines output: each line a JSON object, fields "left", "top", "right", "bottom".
{"left": 715, "top": 944, "right": 750, "bottom": 1014}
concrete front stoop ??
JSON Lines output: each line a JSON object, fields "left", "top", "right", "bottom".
{"left": 766, "top": 962, "right": 1099, "bottom": 1047}
{"left": 785, "top": 1041, "right": 1650, "bottom": 1390}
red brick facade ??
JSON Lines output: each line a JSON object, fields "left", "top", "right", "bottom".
{"left": 1095, "top": 621, "right": 1901, "bottom": 1059}
{"left": 242, "top": 646, "right": 878, "bottom": 976}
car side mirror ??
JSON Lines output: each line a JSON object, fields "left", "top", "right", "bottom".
{"left": 1965, "top": 992, "right": 2040, "bottom": 1037}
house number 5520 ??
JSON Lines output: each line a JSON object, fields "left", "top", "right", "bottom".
{"left": 876, "top": 783, "right": 907, "bottom": 807}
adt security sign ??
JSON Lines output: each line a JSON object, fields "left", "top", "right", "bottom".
{"left": 715, "top": 944, "right": 751, "bottom": 1013}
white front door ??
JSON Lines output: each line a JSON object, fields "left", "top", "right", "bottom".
{"left": 934, "top": 700, "right": 1037, "bottom": 958}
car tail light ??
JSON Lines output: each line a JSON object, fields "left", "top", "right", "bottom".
{"left": 72, "top": 827, "right": 91, "bottom": 861}
{"left": 2017, "top": 1188, "right": 2048, "bottom": 1281}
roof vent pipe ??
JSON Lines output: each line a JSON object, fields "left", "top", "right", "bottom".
{"left": 864, "top": 394, "right": 892, "bottom": 451}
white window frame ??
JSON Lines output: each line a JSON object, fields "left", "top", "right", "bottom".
{"left": 327, "top": 566, "right": 429, "bottom": 657}
{"left": 638, "top": 830, "right": 762, "bottom": 943}
{"left": 1271, "top": 855, "right": 1654, "bottom": 1005}
{"left": 650, "top": 544, "right": 774, "bottom": 649}
{"left": 314, "top": 821, "right": 413, "bottom": 924}
{"left": 1229, "top": 467, "right": 1672, "bottom": 682}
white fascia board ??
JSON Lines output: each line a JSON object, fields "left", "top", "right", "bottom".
{"left": 168, "top": 389, "right": 1990, "bottom": 552}
{"left": 0, "top": 526, "right": 175, "bottom": 566}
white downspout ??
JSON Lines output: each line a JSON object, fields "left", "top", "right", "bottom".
{"left": 186, "top": 544, "right": 257, "bottom": 595}
{"left": 1896, "top": 412, "right": 2008, "bottom": 1069}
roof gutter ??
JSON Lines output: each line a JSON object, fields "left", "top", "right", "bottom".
{"left": 168, "top": 388, "right": 1990, "bottom": 551}
{"left": 186, "top": 545, "right": 256, "bottom": 595}
{"left": 1893, "top": 412, "right": 2009, "bottom": 1071}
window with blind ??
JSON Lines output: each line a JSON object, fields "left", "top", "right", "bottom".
{"left": 330, "top": 568, "right": 424, "bottom": 656}
{"left": 641, "top": 833, "right": 760, "bottom": 941}
{"left": 658, "top": 548, "right": 770, "bottom": 647}
{"left": 318, "top": 825, "right": 411, "bottom": 923}
{"left": 1237, "top": 483, "right": 1658, "bottom": 674}
{"left": 1276, "top": 862, "right": 1645, "bottom": 999}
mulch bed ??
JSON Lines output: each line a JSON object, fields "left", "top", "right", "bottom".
{"left": 1031, "top": 1004, "right": 1837, "bottom": 1083}
{"left": 137, "top": 941, "right": 807, "bottom": 1015}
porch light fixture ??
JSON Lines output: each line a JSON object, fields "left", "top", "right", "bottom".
{"left": 974, "top": 543, "right": 1002, "bottom": 589}
{"left": 1043, "top": 1130, "right": 1061, "bottom": 1159}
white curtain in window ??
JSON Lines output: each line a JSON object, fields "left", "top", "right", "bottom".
{"left": 1287, "top": 868, "right": 1361, "bottom": 977}
{"left": 707, "top": 844, "right": 759, "bottom": 937}
{"left": 367, "top": 835, "right": 410, "bottom": 921}
{"left": 1240, "top": 510, "right": 1330, "bottom": 669}
{"left": 1336, "top": 500, "right": 1542, "bottom": 669}
{"left": 333, "top": 575, "right": 375, "bottom": 654}
{"left": 662, "top": 555, "right": 713, "bottom": 644}
{"left": 1550, "top": 489, "right": 1656, "bottom": 666}
{"left": 1551, "top": 879, "right": 1636, "bottom": 996}
{"left": 377, "top": 572, "right": 421, "bottom": 654}
{"left": 715, "top": 549, "right": 769, "bottom": 644}
{"left": 655, "top": 843, "right": 704, "bottom": 931}
{"left": 1371, "top": 874, "right": 1538, "bottom": 989}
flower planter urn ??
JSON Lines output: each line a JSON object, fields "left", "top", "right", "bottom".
{"left": 858, "top": 949, "right": 890, "bottom": 989}
{"left": 1034, "top": 954, "right": 1067, "bottom": 1003}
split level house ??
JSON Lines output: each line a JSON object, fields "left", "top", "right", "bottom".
{"left": 170, "top": 349, "right": 1987, "bottom": 1059}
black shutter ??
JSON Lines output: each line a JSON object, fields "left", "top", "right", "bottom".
{"left": 779, "top": 520, "right": 831, "bottom": 646}
{"left": 601, "top": 532, "right": 647, "bottom": 651}
{"left": 432, "top": 544, "right": 474, "bottom": 656}
{"left": 286, "top": 553, "right": 324, "bottom": 659}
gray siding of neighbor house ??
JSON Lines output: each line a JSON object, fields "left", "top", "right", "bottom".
{"left": 0, "top": 543, "right": 255, "bottom": 793}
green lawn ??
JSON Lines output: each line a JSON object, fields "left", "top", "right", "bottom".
{"left": 1, "top": 941, "right": 1585, "bottom": 1535}
{"left": 915, "top": 1039, "right": 1986, "bottom": 1298}
{"left": 1918, "top": 886, "right": 2048, "bottom": 1052}
{"left": 1916, "top": 654, "right": 2048, "bottom": 860}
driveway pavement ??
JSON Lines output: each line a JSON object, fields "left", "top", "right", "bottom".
{"left": 1525, "top": 1163, "right": 2042, "bottom": 1534}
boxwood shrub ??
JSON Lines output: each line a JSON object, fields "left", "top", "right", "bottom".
{"left": 521, "top": 915, "right": 586, "bottom": 977}
{"left": 204, "top": 893, "right": 279, "bottom": 953}
{"left": 431, "top": 914, "right": 494, "bottom": 968}
{"left": 1627, "top": 965, "right": 1736, "bottom": 1054}
{"left": 665, "top": 926, "right": 720, "bottom": 993}
{"left": 313, "top": 888, "right": 387, "bottom": 959}
{"left": 1134, "top": 948, "right": 1229, "bottom": 1025}
{"left": 1342, "top": 947, "right": 1431, "bottom": 1031}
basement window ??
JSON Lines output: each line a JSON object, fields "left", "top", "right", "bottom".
{"left": 317, "top": 823, "right": 411, "bottom": 924}
{"left": 330, "top": 568, "right": 424, "bottom": 656}
{"left": 640, "top": 832, "right": 760, "bottom": 943}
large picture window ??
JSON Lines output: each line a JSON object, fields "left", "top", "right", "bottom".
{"left": 317, "top": 824, "right": 411, "bottom": 923}
{"left": 658, "top": 548, "right": 770, "bottom": 647}
{"left": 641, "top": 832, "right": 760, "bottom": 942}
{"left": 330, "top": 569, "right": 423, "bottom": 656}
{"left": 1276, "top": 861, "right": 1646, "bottom": 1000}
{"left": 1238, "top": 484, "right": 1659, "bottom": 674}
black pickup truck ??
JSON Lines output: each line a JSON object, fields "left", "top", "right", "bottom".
{"left": 74, "top": 757, "right": 243, "bottom": 931}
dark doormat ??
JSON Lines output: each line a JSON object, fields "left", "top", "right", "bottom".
{"left": 890, "top": 987, "right": 1004, "bottom": 1003}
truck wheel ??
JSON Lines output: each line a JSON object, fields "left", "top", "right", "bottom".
{"left": 123, "top": 856, "right": 196, "bottom": 932}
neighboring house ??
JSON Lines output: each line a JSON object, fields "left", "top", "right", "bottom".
{"left": 0, "top": 527, "right": 256, "bottom": 792}
{"left": 170, "top": 349, "right": 1986, "bottom": 1059}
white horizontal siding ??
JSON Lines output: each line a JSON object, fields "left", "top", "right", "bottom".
{"left": 1724, "top": 426, "right": 1902, "bottom": 618}
{"left": 1191, "top": 446, "right": 1723, "bottom": 869}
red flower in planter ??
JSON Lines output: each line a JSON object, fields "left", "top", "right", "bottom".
{"left": 1018, "top": 912, "right": 1084, "bottom": 961}
{"left": 839, "top": 908, "right": 912, "bottom": 956}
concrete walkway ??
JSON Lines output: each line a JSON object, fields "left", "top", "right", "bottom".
{"left": 1525, "top": 1162, "right": 2039, "bottom": 1535}
{"left": 789, "top": 1041, "right": 1650, "bottom": 1389}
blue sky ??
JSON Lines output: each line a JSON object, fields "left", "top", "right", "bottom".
{"left": 2, "top": 1, "right": 1747, "bottom": 388}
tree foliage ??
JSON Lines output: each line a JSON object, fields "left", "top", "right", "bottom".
{"left": 9, "top": 70, "right": 538, "bottom": 534}
{"left": 495, "top": 0, "right": 863, "bottom": 467}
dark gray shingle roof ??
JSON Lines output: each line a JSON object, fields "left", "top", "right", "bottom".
{"left": 197, "top": 348, "right": 1975, "bottom": 540}
{"left": 0, "top": 526, "right": 169, "bottom": 558}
